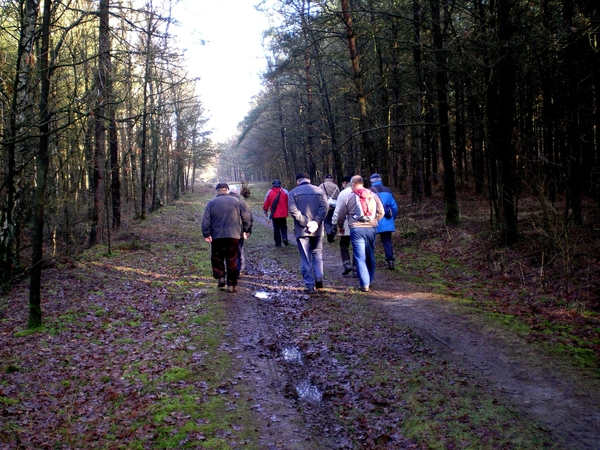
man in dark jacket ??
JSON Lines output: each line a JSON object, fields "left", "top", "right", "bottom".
{"left": 288, "top": 172, "right": 328, "bottom": 294}
{"left": 202, "top": 183, "right": 252, "bottom": 292}
{"left": 263, "top": 179, "right": 289, "bottom": 247}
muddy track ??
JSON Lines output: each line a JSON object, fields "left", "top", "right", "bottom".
{"left": 367, "top": 285, "right": 600, "bottom": 450}
{"left": 229, "top": 216, "right": 600, "bottom": 449}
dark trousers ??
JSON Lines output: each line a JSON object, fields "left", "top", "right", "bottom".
{"left": 211, "top": 238, "right": 240, "bottom": 286}
{"left": 339, "top": 235, "right": 353, "bottom": 267}
{"left": 272, "top": 217, "right": 288, "bottom": 246}
{"left": 237, "top": 237, "right": 245, "bottom": 272}
{"left": 377, "top": 231, "right": 395, "bottom": 261}
{"left": 324, "top": 208, "right": 335, "bottom": 241}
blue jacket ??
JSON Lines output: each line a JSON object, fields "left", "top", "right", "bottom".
{"left": 370, "top": 181, "right": 398, "bottom": 233}
{"left": 288, "top": 181, "right": 328, "bottom": 238}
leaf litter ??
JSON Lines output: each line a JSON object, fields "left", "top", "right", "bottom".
{"left": 1, "top": 189, "right": 599, "bottom": 449}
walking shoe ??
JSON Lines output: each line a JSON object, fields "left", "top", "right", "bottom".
{"left": 303, "top": 287, "right": 316, "bottom": 294}
{"left": 342, "top": 264, "right": 353, "bottom": 275}
{"left": 315, "top": 279, "right": 323, "bottom": 289}
{"left": 218, "top": 277, "right": 226, "bottom": 288}
{"left": 387, "top": 261, "right": 395, "bottom": 270}
{"left": 359, "top": 286, "right": 369, "bottom": 292}
{"left": 283, "top": 240, "right": 289, "bottom": 246}
{"left": 227, "top": 285, "right": 237, "bottom": 293}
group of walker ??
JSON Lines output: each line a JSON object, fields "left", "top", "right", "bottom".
{"left": 201, "top": 173, "right": 398, "bottom": 294}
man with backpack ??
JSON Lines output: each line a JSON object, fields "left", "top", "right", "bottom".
{"left": 335, "top": 175, "right": 384, "bottom": 292}
{"left": 369, "top": 173, "right": 399, "bottom": 270}
{"left": 263, "top": 179, "right": 289, "bottom": 247}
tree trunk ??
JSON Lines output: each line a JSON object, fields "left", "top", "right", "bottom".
{"left": 412, "top": 0, "right": 424, "bottom": 203}
{"left": 341, "top": 0, "right": 375, "bottom": 173}
{"left": 140, "top": 8, "right": 154, "bottom": 220}
{"left": 497, "top": 0, "right": 518, "bottom": 242}
{"left": 1, "top": 0, "right": 40, "bottom": 291}
{"left": 430, "top": 0, "right": 460, "bottom": 224}
{"left": 102, "top": 0, "right": 120, "bottom": 230}
{"left": 89, "top": 0, "right": 110, "bottom": 246}
{"left": 564, "top": 0, "right": 582, "bottom": 225}
{"left": 29, "top": 0, "right": 51, "bottom": 328}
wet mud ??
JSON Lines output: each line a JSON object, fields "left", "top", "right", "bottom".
{"left": 224, "top": 216, "right": 600, "bottom": 449}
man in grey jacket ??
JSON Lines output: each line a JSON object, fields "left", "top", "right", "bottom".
{"left": 288, "top": 172, "right": 328, "bottom": 294}
{"left": 202, "top": 183, "right": 252, "bottom": 292}
{"left": 335, "top": 175, "right": 384, "bottom": 292}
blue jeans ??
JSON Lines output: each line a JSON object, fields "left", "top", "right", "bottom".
{"left": 350, "top": 227, "right": 377, "bottom": 288}
{"left": 296, "top": 236, "right": 323, "bottom": 288}
{"left": 377, "top": 231, "right": 395, "bottom": 261}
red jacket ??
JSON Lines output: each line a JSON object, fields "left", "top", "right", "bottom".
{"left": 263, "top": 187, "right": 289, "bottom": 218}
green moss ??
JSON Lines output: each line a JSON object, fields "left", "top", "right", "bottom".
{"left": 0, "top": 396, "right": 19, "bottom": 405}
{"left": 161, "top": 367, "right": 193, "bottom": 383}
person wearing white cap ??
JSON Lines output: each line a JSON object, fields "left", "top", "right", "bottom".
{"left": 230, "top": 185, "right": 253, "bottom": 274}
{"left": 318, "top": 174, "right": 340, "bottom": 243}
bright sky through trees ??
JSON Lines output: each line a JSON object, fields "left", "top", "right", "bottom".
{"left": 172, "top": 0, "right": 270, "bottom": 143}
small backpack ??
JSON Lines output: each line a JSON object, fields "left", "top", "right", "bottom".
{"left": 352, "top": 188, "right": 377, "bottom": 223}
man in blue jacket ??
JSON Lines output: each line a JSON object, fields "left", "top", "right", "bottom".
{"left": 369, "top": 173, "right": 399, "bottom": 270}
{"left": 288, "top": 172, "right": 328, "bottom": 294}
{"left": 202, "top": 183, "right": 253, "bottom": 292}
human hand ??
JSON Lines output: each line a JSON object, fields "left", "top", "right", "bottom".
{"left": 243, "top": 232, "right": 250, "bottom": 239}
{"left": 306, "top": 221, "right": 318, "bottom": 233}
{"left": 338, "top": 226, "right": 345, "bottom": 236}
{"left": 204, "top": 236, "right": 212, "bottom": 243}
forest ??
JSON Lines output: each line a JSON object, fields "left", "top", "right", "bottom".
{"left": 1, "top": 0, "right": 599, "bottom": 326}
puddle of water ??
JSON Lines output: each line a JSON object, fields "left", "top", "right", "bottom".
{"left": 255, "top": 291, "right": 270, "bottom": 299}
{"left": 282, "top": 346, "right": 303, "bottom": 364}
{"left": 295, "top": 380, "right": 322, "bottom": 403}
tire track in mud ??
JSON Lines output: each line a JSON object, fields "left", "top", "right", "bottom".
{"left": 225, "top": 212, "right": 600, "bottom": 449}
{"left": 354, "top": 256, "right": 600, "bottom": 450}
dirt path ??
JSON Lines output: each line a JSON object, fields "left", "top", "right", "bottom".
{"left": 365, "top": 277, "right": 600, "bottom": 450}
{"left": 231, "top": 213, "right": 600, "bottom": 449}
{"left": 3, "top": 191, "right": 599, "bottom": 449}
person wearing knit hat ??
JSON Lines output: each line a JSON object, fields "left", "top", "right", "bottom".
{"left": 288, "top": 172, "right": 328, "bottom": 294}
{"left": 202, "top": 183, "right": 253, "bottom": 293}
{"left": 369, "top": 173, "right": 399, "bottom": 270}
{"left": 263, "top": 179, "right": 290, "bottom": 247}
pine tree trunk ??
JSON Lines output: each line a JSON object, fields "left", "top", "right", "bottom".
{"left": 29, "top": 0, "right": 51, "bottom": 328}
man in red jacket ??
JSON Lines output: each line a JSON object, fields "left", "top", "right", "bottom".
{"left": 263, "top": 180, "right": 289, "bottom": 247}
